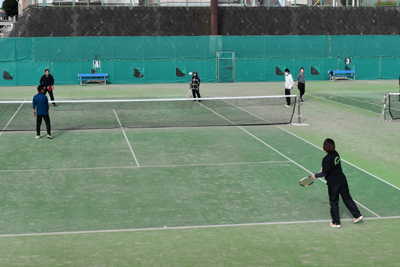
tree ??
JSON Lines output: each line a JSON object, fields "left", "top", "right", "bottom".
{"left": 2, "top": 0, "right": 18, "bottom": 18}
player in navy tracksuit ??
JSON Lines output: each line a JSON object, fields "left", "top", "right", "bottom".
{"left": 190, "top": 71, "right": 201, "bottom": 101}
{"left": 311, "top": 138, "right": 363, "bottom": 228}
{"left": 33, "top": 85, "right": 53, "bottom": 139}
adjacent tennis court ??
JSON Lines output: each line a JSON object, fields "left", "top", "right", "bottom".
{"left": 0, "top": 81, "right": 400, "bottom": 266}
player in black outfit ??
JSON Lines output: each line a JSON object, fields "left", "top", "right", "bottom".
{"left": 40, "top": 69, "right": 56, "bottom": 106}
{"left": 189, "top": 71, "right": 201, "bottom": 101}
{"left": 311, "top": 138, "right": 363, "bottom": 228}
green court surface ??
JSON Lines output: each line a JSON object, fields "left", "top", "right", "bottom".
{"left": 1, "top": 81, "right": 400, "bottom": 266}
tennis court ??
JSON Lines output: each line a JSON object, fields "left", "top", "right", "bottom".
{"left": 1, "top": 81, "right": 400, "bottom": 266}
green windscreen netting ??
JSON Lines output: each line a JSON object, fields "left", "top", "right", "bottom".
{"left": 1, "top": 35, "right": 400, "bottom": 86}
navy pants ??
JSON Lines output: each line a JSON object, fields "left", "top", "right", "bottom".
{"left": 36, "top": 114, "right": 51, "bottom": 135}
{"left": 328, "top": 180, "right": 362, "bottom": 225}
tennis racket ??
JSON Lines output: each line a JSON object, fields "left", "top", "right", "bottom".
{"left": 47, "top": 85, "right": 54, "bottom": 91}
{"left": 187, "top": 89, "right": 192, "bottom": 98}
{"left": 299, "top": 176, "right": 314, "bottom": 187}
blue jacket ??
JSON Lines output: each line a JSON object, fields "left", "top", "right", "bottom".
{"left": 32, "top": 93, "right": 49, "bottom": 116}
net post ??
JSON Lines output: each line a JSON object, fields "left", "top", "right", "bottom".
{"left": 297, "top": 95, "right": 301, "bottom": 124}
{"left": 291, "top": 95, "right": 309, "bottom": 126}
{"left": 380, "top": 93, "right": 390, "bottom": 122}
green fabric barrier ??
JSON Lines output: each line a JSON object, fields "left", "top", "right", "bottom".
{"left": 1, "top": 36, "right": 400, "bottom": 86}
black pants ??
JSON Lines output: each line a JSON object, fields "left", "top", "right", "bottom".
{"left": 285, "top": 89, "right": 291, "bottom": 106}
{"left": 297, "top": 83, "right": 305, "bottom": 101}
{"left": 192, "top": 89, "right": 201, "bottom": 100}
{"left": 328, "top": 180, "right": 361, "bottom": 225}
{"left": 36, "top": 114, "right": 51, "bottom": 135}
{"left": 45, "top": 89, "right": 55, "bottom": 104}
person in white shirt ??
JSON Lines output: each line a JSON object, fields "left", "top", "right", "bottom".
{"left": 284, "top": 69, "right": 294, "bottom": 107}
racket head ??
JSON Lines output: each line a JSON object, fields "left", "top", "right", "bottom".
{"left": 187, "top": 90, "right": 192, "bottom": 98}
{"left": 299, "top": 176, "right": 314, "bottom": 187}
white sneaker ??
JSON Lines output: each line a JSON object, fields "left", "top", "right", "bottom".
{"left": 36, "top": 135, "right": 40, "bottom": 139}
{"left": 330, "top": 223, "right": 341, "bottom": 228}
{"left": 285, "top": 105, "right": 291, "bottom": 108}
{"left": 47, "top": 134, "right": 53, "bottom": 139}
{"left": 354, "top": 216, "right": 363, "bottom": 223}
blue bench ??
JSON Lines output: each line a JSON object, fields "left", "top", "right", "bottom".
{"left": 328, "top": 70, "right": 356, "bottom": 81}
{"left": 78, "top": 73, "right": 108, "bottom": 85}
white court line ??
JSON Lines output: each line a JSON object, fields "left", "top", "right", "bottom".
{"left": 0, "top": 99, "right": 26, "bottom": 137}
{"left": 305, "top": 174, "right": 380, "bottom": 217}
{"left": 0, "top": 161, "right": 291, "bottom": 173}
{"left": 309, "top": 94, "right": 380, "bottom": 115}
{"left": 199, "top": 103, "right": 311, "bottom": 173}
{"left": 199, "top": 102, "right": 381, "bottom": 218}
{"left": 277, "top": 126, "right": 400, "bottom": 192}
{"left": 221, "top": 101, "right": 382, "bottom": 216}
{"left": 1, "top": 216, "right": 400, "bottom": 238}
{"left": 113, "top": 109, "right": 140, "bottom": 167}
{"left": 222, "top": 98, "right": 400, "bottom": 192}
{"left": 324, "top": 93, "right": 381, "bottom": 107}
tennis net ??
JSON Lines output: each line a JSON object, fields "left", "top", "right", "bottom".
{"left": 0, "top": 95, "right": 299, "bottom": 131}
{"left": 388, "top": 93, "right": 400, "bottom": 120}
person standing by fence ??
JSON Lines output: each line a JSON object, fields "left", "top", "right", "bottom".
{"left": 190, "top": 71, "right": 201, "bottom": 102}
{"left": 297, "top": 67, "right": 306, "bottom": 103}
{"left": 284, "top": 68, "right": 294, "bottom": 107}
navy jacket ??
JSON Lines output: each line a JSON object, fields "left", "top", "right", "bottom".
{"left": 33, "top": 93, "right": 49, "bottom": 116}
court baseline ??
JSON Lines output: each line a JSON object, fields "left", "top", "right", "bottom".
{"left": 1, "top": 216, "right": 399, "bottom": 238}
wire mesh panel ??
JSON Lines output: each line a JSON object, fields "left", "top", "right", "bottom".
{"left": 217, "top": 51, "right": 235, "bottom": 83}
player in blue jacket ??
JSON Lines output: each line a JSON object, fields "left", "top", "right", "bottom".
{"left": 33, "top": 85, "right": 53, "bottom": 139}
